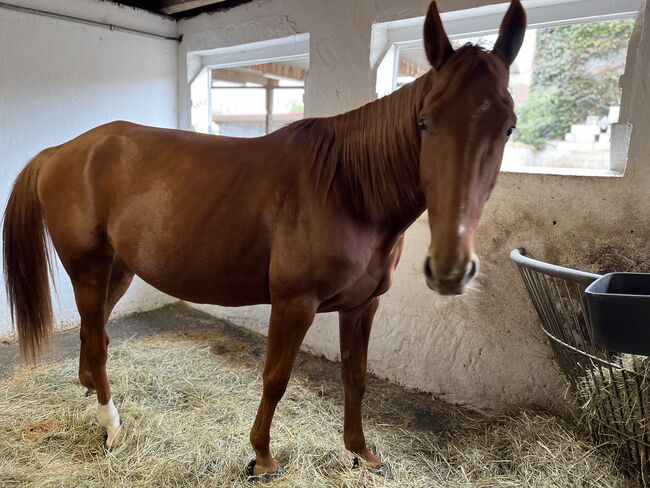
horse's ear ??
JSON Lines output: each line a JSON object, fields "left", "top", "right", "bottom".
{"left": 424, "top": 1, "right": 454, "bottom": 70}
{"left": 493, "top": 0, "right": 527, "bottom": 65}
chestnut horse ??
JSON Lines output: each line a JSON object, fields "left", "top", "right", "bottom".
{"left": 3, "top": 0, "right": 526, "bottom": 477}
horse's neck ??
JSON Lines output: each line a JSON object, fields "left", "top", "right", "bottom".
{"left": 298, "top": 73, "right": 431, "bottom": 228}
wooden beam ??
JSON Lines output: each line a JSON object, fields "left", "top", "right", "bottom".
{"left": 212, "top": 69, "right": 269, "bottom": 86}
{"left": 245, "top": 63, "right": 308, "bottom": 81}
{"left": 399, "top": 59, "right": 428, "bottom": 79}
{"left": 159, "top": 0, "right": 227, "bottom": 14}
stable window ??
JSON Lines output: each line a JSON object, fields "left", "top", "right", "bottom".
{"left": 211, "top": 65, "right": 306, "bottom": 137}
{"left": 373, "top": 0, "right": 641, "bottom": 176}
{"left": 189, "top": 34, "right": 309, "bottom": 137}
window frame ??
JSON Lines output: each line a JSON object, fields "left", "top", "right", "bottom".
{"left": 189, "top": 33, "right": 309, "bottom": 136}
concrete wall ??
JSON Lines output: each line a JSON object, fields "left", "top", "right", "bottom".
{"left": 0, "top": 0, "right": 180, "bottom": 338}
{"left": 177, "top": 0, "right": 650, "bottom": 412}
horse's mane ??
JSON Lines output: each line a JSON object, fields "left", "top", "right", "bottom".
{"left": 288, "top": 45, "right": 493, "bottom": 223}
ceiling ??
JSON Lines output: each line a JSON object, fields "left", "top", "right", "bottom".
{"left": 108, "top": 0, "right": 256, "bottom": 19}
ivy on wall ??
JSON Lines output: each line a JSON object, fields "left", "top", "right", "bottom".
{"left": 514, "top": 19, "right": 635, "bottom": 149}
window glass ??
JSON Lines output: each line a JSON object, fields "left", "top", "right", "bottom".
{"left": 501, "top": 19, "right": 634, "bottom": 172}
{"left": 272, "top": 88, "right": 305, "bottom": 131}
{"left": 211, "top": 86, "right": 267, "bottom": 137}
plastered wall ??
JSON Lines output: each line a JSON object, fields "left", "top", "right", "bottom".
{"left": 178, "top": 0, "right": 650, "bottom": 412}
{"left": 0, "top": 0, "right": 180, "bottom": 338}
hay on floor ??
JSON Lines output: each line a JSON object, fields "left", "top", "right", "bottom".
{"left": 0, "top": 334, "right": 631, "bottom": 487}
{"left": 578, "top": 354, "right": 650, "bottom": 482}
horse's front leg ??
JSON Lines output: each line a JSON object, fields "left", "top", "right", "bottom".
{"left": 249, "top": 297, "right": 317, "bottom": 476}
{"left": 339, "top": 298, "right": 382, "bottom": 469}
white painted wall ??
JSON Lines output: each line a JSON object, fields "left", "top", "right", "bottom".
{"left": 0, "top": 0, "right": 180, "bottom": 338}
{"left": 178, "top": 0, "right": 650, "bottom": 412}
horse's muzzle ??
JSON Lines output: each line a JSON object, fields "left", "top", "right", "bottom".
{"left": 423, "top": 256, "right": 478, "bottom": 296}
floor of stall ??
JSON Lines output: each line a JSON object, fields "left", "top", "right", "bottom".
{"left": 0, "top": 304, "right": 631, "bottom": 487}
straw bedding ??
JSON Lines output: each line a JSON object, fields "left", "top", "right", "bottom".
{"left": 578, "top": 354, "right": 650, "bottom": 482}
{"left": 0, "top": 333, "right": 630, "bottom": 487}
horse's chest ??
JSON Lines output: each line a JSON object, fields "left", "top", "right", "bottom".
{"left": 317, "top": 237, "right": 404, "bottom": 312}
{"left": 333, "top": 273, "right": 388, "bottom": 308}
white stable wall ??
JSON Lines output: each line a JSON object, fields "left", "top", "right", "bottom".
{"left": 178, "top": 0, "right": 650, "bottom": 412}
{"left": 0, "top": 0, "right": 180, "bottom": 338}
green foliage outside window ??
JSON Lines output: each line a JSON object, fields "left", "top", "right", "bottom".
{"left": 514, "top": 19, "right": 635, "bottom": 149}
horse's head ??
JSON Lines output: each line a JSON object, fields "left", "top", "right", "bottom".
{"left": 419, "top": 0, "right": 526, "bottom": 295}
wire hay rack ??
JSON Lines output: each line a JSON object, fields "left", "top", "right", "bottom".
{"left": 511, "top": 248, "right": 650, "bottom": 485}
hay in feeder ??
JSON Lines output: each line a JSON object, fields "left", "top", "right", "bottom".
{"left": 577, "top": 354, "right": 650, "bottom": 480}
{"left": 0, "top": 333, "right": 631, "bottom": 487}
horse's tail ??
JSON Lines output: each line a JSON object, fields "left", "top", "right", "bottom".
{"left": 3, "top": 153, "right": 53, "bottom": 362}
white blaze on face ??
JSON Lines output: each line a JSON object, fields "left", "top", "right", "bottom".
{"left": 472, "top": 99, "right": 492, "bottom": 119}
{"left": 467, "top": 99, "right": 492, "bottom": 143}
{"left": 98, "top": 399, "right": 121, "bottom": 448}
{"left": 459, "top": 99, "right": 492, "bottom": 234}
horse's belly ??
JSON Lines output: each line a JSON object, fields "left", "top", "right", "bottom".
{"left": 111, "top": 219, "right": 272, "bottom": 306}
{"left": 135, "top": 268, "right": 270, "bottom": 306}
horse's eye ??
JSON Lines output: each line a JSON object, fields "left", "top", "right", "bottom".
{"left": 506, "top": 126, "right": 516, "bottom": 137}
{"left": 418, "top": 118, "right": 429, "bottom": 132}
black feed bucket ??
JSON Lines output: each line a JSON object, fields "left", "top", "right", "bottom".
{"left": 511, "top": 249, "right": 650, "bottom": 485}
{"left": 586, "top": 273, "right": 650, "bottom": 355}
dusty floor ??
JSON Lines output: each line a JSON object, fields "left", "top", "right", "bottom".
{"left": 0, "top": 304, "right": 632, "bottom": 487}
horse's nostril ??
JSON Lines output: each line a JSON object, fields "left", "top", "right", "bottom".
{"left": 424, "top": 258, "right": 435, "bottom": 280}
{"left": 466, "top": 259, "right": 478, "bottom": 280}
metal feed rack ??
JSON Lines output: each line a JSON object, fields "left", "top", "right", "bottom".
{"left": 511, "top": 248, "right": 650, "bottom": 484}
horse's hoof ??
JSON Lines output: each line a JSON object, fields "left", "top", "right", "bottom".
{"left": 352, "top": 457, "right": 391, "bottom": 479}
{"left": 102, "top": 427, "right": 123, "bottom": 453}
{"left": 102, "top": 434, "right": 113, "bottom": 454}
{"left": 245, "top": 459, "right": 284, "bottom": 482}
{"left": 375, "top": 462, "right": 392, "bottom": 480}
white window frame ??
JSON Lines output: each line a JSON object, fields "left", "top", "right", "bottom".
{"left": 188, "top": 33, "right": 310, "bottom": 135}
{"left": 372, "top": 0, "right": 642, "bottom": 177}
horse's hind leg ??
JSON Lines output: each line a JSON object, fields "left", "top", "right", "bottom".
{"left": 79, "top": 257, "right": 133, "bottom": 394}
{"left": 339, "top": 298, "right": 382, "bottom": 469}
{"left": 104, "top": 257, "right": 134, "bottom": 322}
{"left": 71, "top": 256, "right": 122, "bottom": 448}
